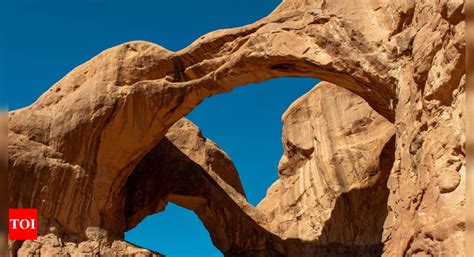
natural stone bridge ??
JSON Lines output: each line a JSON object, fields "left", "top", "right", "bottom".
{"left": 8, "top": 0, "right": 465, "bottom": 256}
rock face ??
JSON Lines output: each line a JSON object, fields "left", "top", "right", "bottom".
{"left": 10, "top": 118, "right": 281, "bottom": 256}
{"left": 8, "top": 0, "right": 465, "bottom": 256}
{"left": 10, "top": 229, "right": 163, "bottom": 257}
{"left": 257, "top": 82, "right": 395, "bottom": 250}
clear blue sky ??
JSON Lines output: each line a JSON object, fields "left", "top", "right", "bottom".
{"left": 1, "top": 1, "right": 318, "bottom": 256}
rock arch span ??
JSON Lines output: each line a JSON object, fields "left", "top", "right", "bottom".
{"left": 122, "top": 81, "right": 396, "bottom": 256}
{"left": 8, "top": 0, "right": 465, "bottom": 256}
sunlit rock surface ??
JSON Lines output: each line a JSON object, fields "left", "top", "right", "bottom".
{"left": 258, "top": 82, "right": 395, "bottom": 248}
{"left": 8, "top": 0, "right": 465, "bottom": 256}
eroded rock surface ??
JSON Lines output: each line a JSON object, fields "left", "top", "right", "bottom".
{"left": 258, "top": 82, "right": 395, "bottom": 256}
{"left": 10, "top": 118, "right": 281, "bottom": 256}
{"left": 10, "top": 227, "right": 162, "bottom": 257}
{"left": 8, "top": 0, "right": 465, "bottom": 256}
{"left": 258, "top": 82, "right": 395, "bottom": 243}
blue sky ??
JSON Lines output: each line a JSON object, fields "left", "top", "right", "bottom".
{"left": 1, "top": 1, "right": 318, "bottom": 256}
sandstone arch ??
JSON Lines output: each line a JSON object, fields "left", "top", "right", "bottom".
{"left": 120, "top": 82, "right": 397, "bottom": 257}
{"left": 8, "top": 0, "right": 465, "bottom": 256}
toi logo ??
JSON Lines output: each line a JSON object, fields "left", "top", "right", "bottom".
{"left": 9, "top": 209, "right": 38, "bottom": 240}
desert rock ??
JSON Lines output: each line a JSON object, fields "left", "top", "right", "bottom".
{"left": 8, "top": 0, "right": 465, "bottom": 256}
{"left": 258, "top": 82, "right": 395, "bottom": 249}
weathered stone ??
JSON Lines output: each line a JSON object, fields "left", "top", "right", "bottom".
{"left": 8, "top": 0, "right": 465, "bottom": 256}
{"left": 258, "top": 82, "right": 395, "bottom": 256}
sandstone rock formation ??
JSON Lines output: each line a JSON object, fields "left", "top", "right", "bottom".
{"left": 9, "top": 118, "right": 278, "bottom": 256}
{"left": 258, "top": 82, "right": 395, "bottom": 249}
{"left": 10, "top": 228, "right": 163, "bottom": 257}
{"left": 8, "top": 0, "right": 465, "bottom": 256}
{"left": 123, "top": 118, "right": 282, "bottom": 256}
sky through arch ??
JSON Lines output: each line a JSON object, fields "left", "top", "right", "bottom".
{"left": 2, "top": 1, "right": 319, "bottom": 256}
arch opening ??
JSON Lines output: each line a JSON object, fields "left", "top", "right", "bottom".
{"left": 125, "top": 203, "right": 221, "bottom": 257}
{"left": 120, "top": 77, "right": 396, "bottom": 256}
{"left": 187, "top": 77, "right": 319, "bottom": 205}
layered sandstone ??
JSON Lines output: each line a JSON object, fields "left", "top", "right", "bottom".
{"left": 8, "top": 0, "right": 465, "bottom": 256}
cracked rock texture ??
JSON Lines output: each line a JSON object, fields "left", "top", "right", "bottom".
{"left": 8, "top": 0, "right": 465, "bottom": 256}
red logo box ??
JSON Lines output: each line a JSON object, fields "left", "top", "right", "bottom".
{"left": 9, "top": 209, "right": 38, "bottom": 240}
